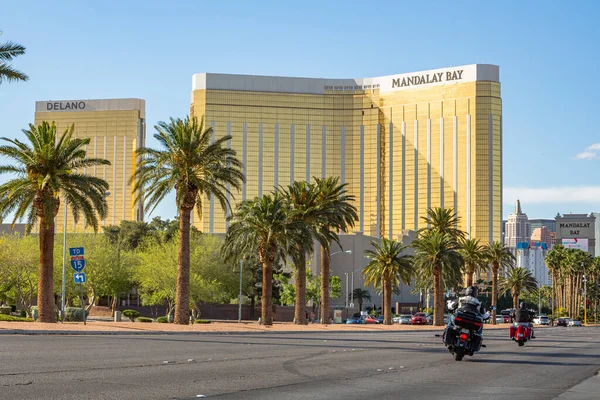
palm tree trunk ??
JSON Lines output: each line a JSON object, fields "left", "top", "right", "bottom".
{"left": 491, "top": 264, "right": 499, "bottom": 325}
{"left": 262, "top": 260, "right": 273, "bottom": 325}
{"left": 433, "top": 267, "right": 443, "bottom": 326}
{"left": 513, "top": 291, "right": 519, "bottom": 308}
{"left": 174, "top": 207, "right": 191, "bottom": 325}
{"left": 320, "top": 247, "right": 330, "bottom": 324}
{"left": 294, "top": 246, "right": 306, "bottom": 325}
{"left": 384, "top": 277, "right": 392, "bottom": 325}
{"left": 37, "top": 219, "right": 56, "bottom": 323}
{"left": 466, "top": 267, "right": 474, "bottom": 287}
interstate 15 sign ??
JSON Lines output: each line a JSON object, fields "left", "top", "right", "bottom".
{"left": 69, "top": 247, "right": 85, "bottom": 272}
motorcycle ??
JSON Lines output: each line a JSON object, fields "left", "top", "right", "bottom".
{"left": 442, "top": 305, "right": 493, "bottom": 361}
{"left": 509, "top": 322, "right": 532, "bottom": 347}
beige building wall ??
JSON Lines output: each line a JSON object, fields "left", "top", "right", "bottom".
{"left": 34, "top": 98, "right": 146, "bottom": 232}
{"left": 190, "top": 64, "right": 501, "bottom": 243}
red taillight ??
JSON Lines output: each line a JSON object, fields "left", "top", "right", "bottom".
{"left": 460, "top": 333, "right": 468, "bottom": 341}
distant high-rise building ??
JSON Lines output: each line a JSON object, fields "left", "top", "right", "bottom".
{"left": 501, "top": 220, "right": 507, "bottom": 245}
{"left": 555, "top": 213, "right": 596, "bottom": 256}
{"left": 529, "top": 218, "right": 556, "bottom": 233}
{"left": 504, "top": 200, "right": 530, "bottom": 248}
{"left": 530, "top": 226, "right": 555, "bottom": 249}
{"left": 593, "top": 212, "right": 600, "bottom": 256}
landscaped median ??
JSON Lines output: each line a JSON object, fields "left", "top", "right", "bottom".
{"left": 0, "top": 319, "right": 547, "bottom": 335}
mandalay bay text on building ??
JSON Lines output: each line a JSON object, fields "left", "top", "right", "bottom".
{"left": 190, "top": 64, "right": 502, "bottom": 243}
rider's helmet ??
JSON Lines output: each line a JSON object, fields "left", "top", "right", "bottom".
{"left": 465, "top": 286, "right": 478, "bottom": 297}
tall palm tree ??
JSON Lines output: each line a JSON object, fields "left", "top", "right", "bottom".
{"left": 222, "top": 194, "right": 311, "bottom": 325}
{"left": 363, "top": 239, "right": 413, "bottom": 324}
{"left": 0, "top": 121, "right": 110, "bottom": 322}
{"left": 484, "top": 241, "right": 515, "bottom": 324}
{"left": 0, "top": 33, "right": 29, "bottom": 84}
{"left": 412, "top": 230, "right": 463, "bottom": 326}
{"left": 499, "top": 267, "right": 538, "bottom": 308}
{"left": 277, "top": 180, "right": 334, "bottom": 325}
{"left": 349, "top": 288, "right": 371, "bottom": 311}
{"left": 545, "top": 244, "right": 567, "bottom": 315}
{"left": 314, "top": 177, "right": 358, "bottom": 324}
{"left": 459, "top": 238, "right": 487, "bottom": 287}
{"left": 132, "top": 116, "right": 243, "bottom": 325}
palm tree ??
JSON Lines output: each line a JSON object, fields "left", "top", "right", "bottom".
{"left": 545, "top": 244, "right": 567, "bottom": 315}
{"left": 499, "top": 267, "right": 538, "bottom": 308}
{"left": 419, "top": 207, "right": 465, "bottom": 241}
{"left": 222, "top": 194, "right": 311, "bottom": 326}
{"left": 0, "top": 122, "right": 110, "bottom": 322}
{"left": 132, "top": 116, "right": 244, "bottom": 325}
{"left": 412, "top": 230, "right": 463, "bottom": 326}
{"left": 459, "top": 238, "right": 487, "bottom": 287}
{"left": 277, "top": 180, "right": 335, "bottom": 325}
{"left": 363, "top": 239, "right": 413, "bottom": 324}
{"left": 0, "top": 33, "right": 29, "bottom": 84}
{"left": 484, "top": 241, "right": 515, "bottom": 324}
{"left": 349, "top": 288, "right": 371, "bottom": 311}
{"left": 314, "top": 177, "right": 358, "bottom": 324}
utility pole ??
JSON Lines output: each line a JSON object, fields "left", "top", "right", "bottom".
{"left": 583, "top": 273, "right": 587, "bottom": 325}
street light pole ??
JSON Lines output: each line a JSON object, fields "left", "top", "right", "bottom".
{"left": 344, "top": 272, "right": 348, "bottom": 308}
{"left": 583, "top": 273, "right": 587, "bottom": 326}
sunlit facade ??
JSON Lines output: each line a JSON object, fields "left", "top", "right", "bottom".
{"left": 34, "top": 98, "right": 146, "bottom": 232}
{"left": 190, "top": 64, "right": 501, "bottom": 243}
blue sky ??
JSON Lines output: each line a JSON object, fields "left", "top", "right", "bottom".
{"left": 1, "top": 0, "right": 599, "bottom": 221}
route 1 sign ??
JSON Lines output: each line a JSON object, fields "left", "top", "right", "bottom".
{"left": 70, "top": 259, "right": 85, "bottom": 272}
{"left": 74, "top": 272, "right": 86, "bottom": 284}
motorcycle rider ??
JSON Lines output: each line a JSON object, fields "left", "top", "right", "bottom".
{"left": 447, "top": 286, "right": 487, "bottom": 334}
{"left": 512, "top": 302, "right": 536, "bottom": 339}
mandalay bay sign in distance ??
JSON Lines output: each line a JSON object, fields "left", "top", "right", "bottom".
{"left": 392, "top": 69, "right": 465, "bottom": 88}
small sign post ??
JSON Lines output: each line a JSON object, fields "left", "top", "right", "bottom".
{"left": 69, "top": 247, "right": 86, "bottom": 325}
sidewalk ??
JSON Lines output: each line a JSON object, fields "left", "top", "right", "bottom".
{"left": 0, "top": 320, "right": 547, "bottom": 335}
{"left": 555, "top": 372, "right": 600, "bottom": 400}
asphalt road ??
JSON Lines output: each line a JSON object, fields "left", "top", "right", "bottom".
{"left": 1, "top": 326, "right": 599, "bottom": 399}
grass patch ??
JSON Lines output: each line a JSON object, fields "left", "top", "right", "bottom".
{"left": 137, "top": 317, "right": 153, "bottom": 323}
{"left": 195, "top": 319, "right": 211, "bottom": 324}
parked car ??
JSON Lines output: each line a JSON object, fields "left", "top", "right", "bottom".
{"left": 375, "top": 315, "right": 385, "bottom": 324}
{"left": 496, "top": 316, "right": 504, "bottom": 324}
{"left": 555, "top": 317, "right": 571, "bottom": 327}
{"left": 503, "top": 315, "right": 511, "bottom": 323}
{"left": 568, "top": 319, "right": 583, "bottom": 327}
{"left": 346, "top": 315, "right": 362, "bottom": 324}
{"left": 393, "top": 315, "right": 412, "bottom": 325}
{"left": 411, "top": 312, "right": 430, "bottom": 325}
{"left": 362, "top": 315, "right": 378, "bottom": 324}
{"left": 533, "top": 315, "right": 550, "bottom": 325}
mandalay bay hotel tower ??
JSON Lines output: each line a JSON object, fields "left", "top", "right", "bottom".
{"left": 191, "top": 64, "right": 502, "bottom": 243}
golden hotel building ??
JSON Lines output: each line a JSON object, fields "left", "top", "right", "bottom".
{"left": 34, "top": 98, "right": 146, "bottom": 232}
{"left": 191, "top": 63, "right": 501, "bottom": 242}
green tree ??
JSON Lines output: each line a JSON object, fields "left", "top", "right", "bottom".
{"left": 363, "top": 239, "right": 413, "bottom": 324}
{"left": 314, "top": 177, "right": 358, "bottom": 324}
{"left": 0, "top": 234, "right": 38, "bottom": 314}
{"left": 484, "top": 241, "right": 515, "bottom": 324}
{"left": 103, "top": 220, "right": 155, "bottom": 251}
{"left": 545, "top": 244, "right": 567, "bottom": 314}
{"left": 499, "top": 267, "right": 538, "bottom": 308}
{"left": 0, "top": 32, "right": 29, "bottom": 84}
{"left": 132, "top": 116, "right": 244, "bottom": 325}
{"left": 349, "top": 288, "right": 371, "bottom": 312}
{"left": 459, "top": 238, "right": 487, "bottom": 287}
{"left": 412, "top": 230, "right": 463, "bottom": 326}
{"left": 419, "top": 207, "right": 465, "bottom": 240}
{"left": 0, "top": 122, "right": 110, "bottom": 322}
{"left": 223, "top": 193, "right": 311, "bottom": 325}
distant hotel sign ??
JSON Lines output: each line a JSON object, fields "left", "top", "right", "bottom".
{"left": 45, "top": 101, "right": 86, "bottom": 111}
{"left": 558, "top": 222, "right": 593, "bottom": 237}
{"left": 562, "top": 238, "right": 589, "bottom": 252}
{"left": 392, "top": 69, "right": 464, "bottom": 88}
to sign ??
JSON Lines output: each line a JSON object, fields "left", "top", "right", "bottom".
{"left": 69, "top": 247, "right": 84, "bottom": 256}
{"left": 74, "top": 273, "right": 86, "bottom": 284}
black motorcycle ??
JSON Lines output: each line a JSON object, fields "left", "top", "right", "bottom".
{"left": 442, "top": 307, "right": 492, "bottom": 361}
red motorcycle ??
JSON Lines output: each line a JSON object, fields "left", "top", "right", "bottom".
{"left": 509, "top": 323, "right": 532, "bottom": 347}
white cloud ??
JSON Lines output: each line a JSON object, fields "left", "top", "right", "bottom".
{"left": 574, "top": 143, "right": 600, "bottom": 160}
{"left": 575, "top": 151, "right": 597, "bottom": 160}
{"left": 504, "top": 186, "right": 600, "bottom": 204}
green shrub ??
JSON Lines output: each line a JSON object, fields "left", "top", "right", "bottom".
{"left": 137, "top": 317, "right": 153, "bottom": 323}
{"left": 0, "top": 306, "right": 11, "bottom": 315}
{"left": 0, "top": 314, "right": 33, "bottom": 322}
{"left": 64, "top": 307, "right": 89, "bottom": 322}
{"left": 19, "top": 310, "right": 27, "bottom": 318}
{"left": 195, "top": 319, "right": 211, "bottom": 324}
{"left": 156, "top": 316, "right": 169, "bottom": 323}
{"left": 122, "top": 309, "right": 141, "bottom": 322}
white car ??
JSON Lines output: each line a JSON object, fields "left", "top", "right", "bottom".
{"left": 568, "top": 320, "right": 583, "bottom": 327}
{"left": 533, "top": 316, "right": 549, "bottom": 325}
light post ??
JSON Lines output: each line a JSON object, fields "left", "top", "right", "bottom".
{"left": 330, "top": 250, "right": 352, "bottom": 307}
{"left": 583, "top": 273, "right": 587, "bottom": 326}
